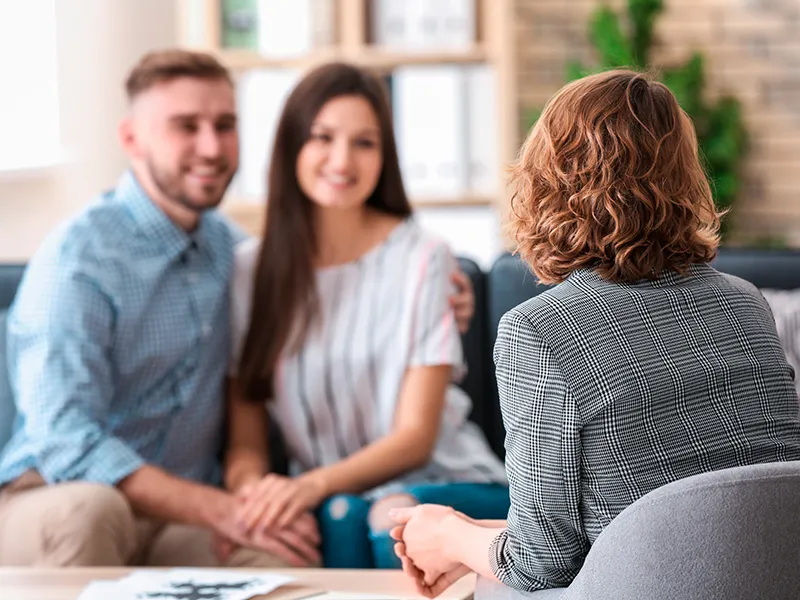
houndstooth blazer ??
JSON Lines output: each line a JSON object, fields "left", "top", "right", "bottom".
{"left": 488, "top": 263, "right": 800, "bottom": 592}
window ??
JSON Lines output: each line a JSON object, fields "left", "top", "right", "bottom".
{"left": 0, "top": 0, "right": 61, "bottom": 173}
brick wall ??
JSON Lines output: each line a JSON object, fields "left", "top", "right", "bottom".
{"left": 514, "top": 0, "right": 800, "bottom": 246}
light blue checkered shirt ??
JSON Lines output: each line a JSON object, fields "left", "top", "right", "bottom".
{"left": 0, "top": 171, "right": 242, "bottom": 487}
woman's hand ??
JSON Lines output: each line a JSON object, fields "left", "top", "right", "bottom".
{"left": 389, "top": 504, "right": 465, "bottom": 585}
{"left": 236, "top": 473, "right": 326, "bottom": 532}
{"left": 216, "top": 506, "right": 321, "bottom": 567}
{"left": 395, "top": 539, "right": 472, "bottom": 598}
{"left": 246, "top": 515, "right": 322, "bottom": 566}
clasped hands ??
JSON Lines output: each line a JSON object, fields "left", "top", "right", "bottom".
{"left": 389, "top": 504, "right": 472, "bottom": 599}
{"left": 215, "top": 473, "right": 325, "bottom": 566}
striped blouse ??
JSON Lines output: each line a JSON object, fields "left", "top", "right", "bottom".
{"left": 230, "top": 218, "right": 506, "bottom": 497}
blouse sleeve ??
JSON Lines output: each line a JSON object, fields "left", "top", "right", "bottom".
{"left": 227, "top": 238, "right": 259, "bottom": 377}
{"left": 489, "top": 307, "right": 590, "bottom": 591}
{"left": 408, "top": 241, "right": 466, "bottom": 381}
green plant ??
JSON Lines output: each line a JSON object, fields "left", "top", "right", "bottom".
{"left": 527, "top": 0, "right": 748, "bottom": 239}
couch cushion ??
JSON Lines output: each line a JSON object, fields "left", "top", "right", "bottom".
{"left": 486, "top": 255, "right": 555, "bottom": 457}
{"left": 0, "top": 265, "right": 23, "bottom": 453}
{"left": 456, "top": 257, "right": 495, "bottom": 446}
{"left": 713, "top": 248, "right": 800, "bottom": 290}
{"left": 477, "top": 461, "right": 800, "bottom": 599}
{"left": 0, "top": 311, "right": 15, "bottom": 452}
{"left": 0, "top": 264, "right": 25, "bottom": 311}
{"left": 487, "top": 254, "right": 554, "bottom": 345}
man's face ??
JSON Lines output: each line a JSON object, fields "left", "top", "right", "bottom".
{"left": 122, "top": 77, "right": 239, "bottom": 219}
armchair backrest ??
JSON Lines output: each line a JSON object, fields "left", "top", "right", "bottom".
{"left": 475, "top": 461, "right": 800, "bottom": 600}
{"left": 564, "top": 460, "right": 800, "bottom": 599}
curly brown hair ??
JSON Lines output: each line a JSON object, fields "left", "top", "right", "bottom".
{"left": 508, "top": 69, "right": 723, "bottom": 284}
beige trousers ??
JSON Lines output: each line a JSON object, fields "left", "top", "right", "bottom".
{"left": 0, "top": 472, "right": 289, "bottom": 568}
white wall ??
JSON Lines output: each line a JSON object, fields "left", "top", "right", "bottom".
{"left": 0, "top": 0, "right": 177, "bottom": 261}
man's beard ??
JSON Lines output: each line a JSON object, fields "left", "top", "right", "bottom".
{"left": 146, "top": 158, "right": 232, "bottom": 214}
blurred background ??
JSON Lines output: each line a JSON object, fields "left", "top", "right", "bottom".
{"left": 0, "top": 0, "right": 798, "bottom": 267}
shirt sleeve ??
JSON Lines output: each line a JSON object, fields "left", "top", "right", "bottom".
{"left": 7, "top": 256, "right": 145, "bottom": 485}
{"left": 408, "top": 241, "right": 465, "bottom": 380}
{"left": 227, "top": 238, "right": 259, "bottom": 377}
{"left": 488, "top": 308, "right": 589, "bottom": 591}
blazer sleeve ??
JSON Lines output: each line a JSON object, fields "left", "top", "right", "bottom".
{"left": 488, "top": 307, "right": 590, "bottom": 591}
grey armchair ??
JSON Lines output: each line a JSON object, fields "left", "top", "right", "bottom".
{"left": 475, "top": 461, "right": 800, "bottom": 600}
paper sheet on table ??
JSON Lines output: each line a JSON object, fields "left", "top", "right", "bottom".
{"left": 308, "top": 593, "right": 414, "bottom": 600}
{"left": 78, "top": 569, "right": 295, "bottom": 600}
{"left": 76, "top": 581, "right": 140, "bottom": 600}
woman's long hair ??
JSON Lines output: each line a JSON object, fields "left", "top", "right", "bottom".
{"left": 238, "top": 62, "right": 412, "bottom": 401}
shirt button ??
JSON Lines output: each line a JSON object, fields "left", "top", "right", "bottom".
{"left": 188, "top": 273, "right": 198, "bottom": 284}
{"left": 202, "top": 324, "right": 212, "bottom": 337}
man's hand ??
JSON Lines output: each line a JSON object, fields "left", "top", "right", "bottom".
{"left": 117, "top": 466, "right": 321, "bottom": 566}
{"left": 450, "top": 270, "right": 475, "bottom": 334}
{"left": 211, "top": 533, "right": 237, "bottom": 563}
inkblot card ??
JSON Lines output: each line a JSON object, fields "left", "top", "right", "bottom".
{"left": 76, "top": 569, "right": 295, "bottom": 600}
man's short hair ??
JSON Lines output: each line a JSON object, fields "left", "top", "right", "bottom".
{"left": 125, "top": 49, "right": 233, "bottom": 102}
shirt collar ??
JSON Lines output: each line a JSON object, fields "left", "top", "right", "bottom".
{"left": 115, "top": 170, "right": 205, "bottom": 262}
{"left": 568, "top": 263, "right": 714, "bottom": 287}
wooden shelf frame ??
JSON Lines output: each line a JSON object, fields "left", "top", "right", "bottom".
{"left": 214, "top": 45, "right": 491, "bottom": 71}
{"left": 221, "top": 193, "right": 497, "bottom": 236}
{"left": 177, "top": 0, "right": 519, "bottom": 227}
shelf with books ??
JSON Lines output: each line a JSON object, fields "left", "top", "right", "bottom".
{"left": 178, "top": 0, "right": 519, "bottom": 219}
{"left": 212, "top": 47, "right": 342, "bottom": 71}
{"left": 412, "top": 195, "right": 495, "bottom": 207}
{"left": 212, "top": 45, "right": 490, "bottom": 72}
{"left": 353, "top": 45, "right": 490, "bottom": 69}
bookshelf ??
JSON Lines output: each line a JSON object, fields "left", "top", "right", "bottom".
{"left": 176, "top": 0, "right": 519, "bottom": 237}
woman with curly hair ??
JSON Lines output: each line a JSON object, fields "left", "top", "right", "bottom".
{"left": 390, "top": 69, "right": 800, "bottom": 595}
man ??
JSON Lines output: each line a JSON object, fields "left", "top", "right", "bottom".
{"left": 0, "top": 49, "right": 475, "bottom": 567}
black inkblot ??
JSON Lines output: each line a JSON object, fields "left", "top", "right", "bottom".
{"left": 139, "top": 579, "right": 259, "bottom": 600}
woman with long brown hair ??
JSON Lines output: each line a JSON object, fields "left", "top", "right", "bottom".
{"left": 390, "top": 69, "right": 800, "bottom": 595}
{"left": 223, "top": 62, "right": 509, "bottom": 569}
